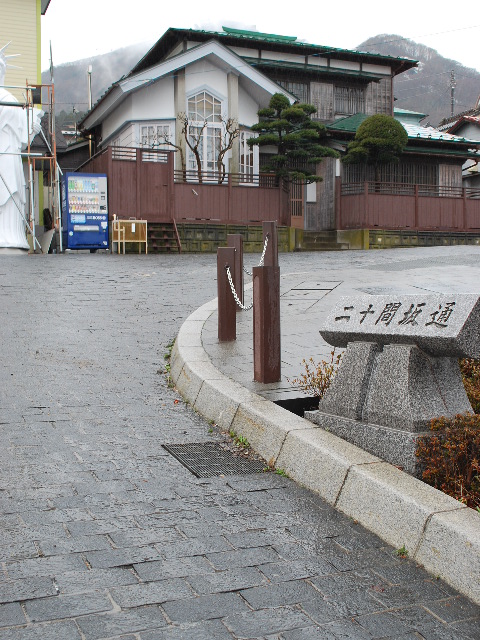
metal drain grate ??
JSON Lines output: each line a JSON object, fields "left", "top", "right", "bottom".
{"left": 162, "top": 442, "right": 267, "bottom": 478}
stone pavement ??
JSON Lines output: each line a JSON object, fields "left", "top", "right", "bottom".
{"left": 0, "top": 249, "right": 479, "bottom": 639}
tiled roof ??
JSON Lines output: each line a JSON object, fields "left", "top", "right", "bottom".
{"left": 327, "top": 114, "right": 480, "bottom": 145}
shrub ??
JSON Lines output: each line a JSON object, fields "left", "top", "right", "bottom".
{"left": 416, "top": 413, "right": 480, "bottom": 510}
{"left": 289, "top": 350, "right": 342, "bottom": 399}
{"left": 460, "top": 358, "right": 480, "bottom": 414}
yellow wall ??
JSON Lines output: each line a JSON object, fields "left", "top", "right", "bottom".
{"left": 0, "top": 0, "right": 41, "bottom": 102}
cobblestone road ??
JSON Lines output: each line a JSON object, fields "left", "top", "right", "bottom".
{"left": 0, "top": 250, "right": 479, "bottom": 639}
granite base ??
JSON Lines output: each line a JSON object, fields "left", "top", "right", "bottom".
{"left": 304, "top": 409, "right": 430, "bottom": 476}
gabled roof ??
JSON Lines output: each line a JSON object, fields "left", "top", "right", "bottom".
{"left": 437, "top": 106, "right": 480, "bottom": 131}
{"left": 80, "top": 39, "right": 296, "bottom": 130}
{"left": 130, "top": 27, "right": 417, "bottom": 78}
{"left": 447, "top": 115, "right": 480, "bottom": 136}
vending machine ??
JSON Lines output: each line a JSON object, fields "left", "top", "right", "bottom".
{"left": 62, "top": 173, "right": 109, "bottom": 250}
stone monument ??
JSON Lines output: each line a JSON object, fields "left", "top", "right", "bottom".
{"left": 305, "top": 294, "right": 479, "bottom": 475}
{"left": 0, "top": 44, "right": 43, "bottom": 253}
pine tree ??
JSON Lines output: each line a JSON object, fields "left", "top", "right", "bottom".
{"left": 248, "top": 93, "right": 338, "bottom": 182}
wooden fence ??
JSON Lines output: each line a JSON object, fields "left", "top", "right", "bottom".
{"left": 338, "top": 181, "right": 480, "bottom": 231}
{"left": 81, "top": 147, "right": 290, "bottom": 226}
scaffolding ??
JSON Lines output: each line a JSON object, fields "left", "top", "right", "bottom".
{"left": 0, "top": 81, "right": 62, "bottom": 252}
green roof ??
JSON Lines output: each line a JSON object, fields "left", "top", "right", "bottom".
{"left": 130, "top": 27, "right": 419, "bottom": 77}
{"left": 222, "top": 26, "right": 297, "bottom": 43}
{"left": 327, "top": 114, "right": 369, "bottom": 132}
{"left": 394, "top": 108, "right": 427, "bottom": 118}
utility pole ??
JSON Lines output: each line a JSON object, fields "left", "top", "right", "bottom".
{"left": 87, "top": 65, "right": 92, "bottom": 157}
{"left": 450, "top": 69, "right": 456, "bottom": 118}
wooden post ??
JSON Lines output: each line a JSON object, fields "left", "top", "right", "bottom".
{"left": 136, "top": 148, "right": 142, "bottom": 219}
{"left": 217, "top": 247, "right": 236, "bottom": 342}
{"left": 335, "top": 176, "right": 342, "bottom": 229}
{"left": 364, "top": 181, "right": 369, "bottom": 227}
{"left": 227, "top": 234, "right": 243, "bottom": 312}
{"left": 414, "top": 184, "right": 419, "bottom": 229}
{"left": 262, "top": 221, "right": 278, "bottom": 267}
{"left": 253, "top": 265, "right": 281, "bottom": 383}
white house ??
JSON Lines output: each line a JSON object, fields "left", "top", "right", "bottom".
{"left": 81, "top": 38, "right": 299, "bottom": 180}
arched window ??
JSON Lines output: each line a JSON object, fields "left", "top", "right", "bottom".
{"left": 187, "top": 91, "right": 223, "bottom": 176}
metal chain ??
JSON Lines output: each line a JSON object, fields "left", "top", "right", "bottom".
{"left": 226, "top": 266, "right": 253, "bottom": 311}
{"left": 243, "top": 234, "right": 269, "bottom": 276}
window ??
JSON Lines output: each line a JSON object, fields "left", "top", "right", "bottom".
{"left": 188, "top": 91, "right": 222, "bottom": 123}
{"left": 140, "top": 124, "right": 171, "bottom": 149}
{"left": 239, "top": 131, "right": 258, "bottom": 182}
{"left": 186, "top": 91, "right": 223, "bottom": 177}
{"left": 334, "top": 86, "right": 365, "bottom": 116}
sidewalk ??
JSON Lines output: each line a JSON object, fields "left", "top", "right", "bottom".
{"left": 0, "top": 248, "right": 479, "bottom": 639}
{"left": 172, "top": 245, "right": 480, "bottom": 608}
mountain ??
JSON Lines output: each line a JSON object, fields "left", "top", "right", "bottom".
{"left": 41, "top": 42, "right": 153, "bottom": 122}
{"left": 43, "top": 35, "right": 480, "bottom": 129}
{"left": 357, "top": 35, "right": 480, "bottom": 126}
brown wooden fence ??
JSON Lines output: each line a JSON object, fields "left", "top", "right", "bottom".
{"left": 338, "top": 181, "right": 480, "bottom": 231}
{"left": 81, "top": 147, "right": 290, "bottom": 226}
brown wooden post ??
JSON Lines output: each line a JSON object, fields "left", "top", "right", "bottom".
{"left": 136, "top": 148, "right": 142, "bottom": 218}
{"left": 414, "top": 184, "right": 419, "bottom": 229}
{"left": 463, "top": 188, "right": 467, "bottom": 231}
{"left": 217, "top": 247, "right": 236, "bottom": 342}
{"left": 262, "top": 221, "right": 278, "bottom": 267}
{"left": 107, "top": 147, "right": 114, "bottom": 217}
{"left": 227, "top": 234, "right": 243, "bottom": 312}
{"left": 364, "top": 181, "right": 369, "bottom": 227}
{"left": 253, "top": 265, "right": 281, "bottom": 383}
{"left": 335, "top": 176, "right": 342, "bottom": 229}
{"left": 227, "top": 172, "right": 233, "bottom": 222}
{"left": 168, "top": 151, "right": 175, "bottom": 222}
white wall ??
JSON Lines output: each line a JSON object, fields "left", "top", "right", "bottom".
{"left": 238, "top": 84, "right": 260, "bottom": 127}
{"left": 456, "top": 123, "right": 480, "bottom": 141}
{"left": 131, "top": 76, "right": 175, "bottom": 119}
{"left": 101, "top": 77, "right": 175, "bottom": 144}
{"left": 102, "top": 95, "right": 134, "bottom": 142}
{"left": 362, "top": 63, "right": 391, "bottom": 75}
{"left": 185, "top": 59, "right": 228, "bottom": 103}
{"left": 330, "top": 59, "right": 360, "bottom": 71}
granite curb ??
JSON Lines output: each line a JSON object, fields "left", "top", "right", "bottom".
{"left": 172, "top": 297, "right": 480, "bottom": 606}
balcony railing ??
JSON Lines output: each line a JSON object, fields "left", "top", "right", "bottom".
{"left": 173, "top": 169, "right": 281, "bottom": 188}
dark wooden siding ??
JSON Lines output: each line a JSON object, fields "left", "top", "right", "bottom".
{"left": 339, "top": 182, "right": 480, "bottom": 231}
{"left": 81, "top": 147, "right": 289, "bottom": 226}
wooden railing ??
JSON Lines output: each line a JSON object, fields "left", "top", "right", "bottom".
{"left": 342, "top": 181, "right": 480, "bottom": 199}
{"left": 173, "top": 169, "right": 281, "bottom": 188}
{"left": 338, "top": 181, "right": 480, "bottom": 231}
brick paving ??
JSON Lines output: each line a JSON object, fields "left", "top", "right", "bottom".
{"left": 0, "top": 249, "right": 479, "bottom": 639}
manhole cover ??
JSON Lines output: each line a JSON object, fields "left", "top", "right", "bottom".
{"left": 162, "top": 442, "right": 267, "bottom": 478}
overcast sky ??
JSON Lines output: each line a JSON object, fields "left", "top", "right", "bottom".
{"left": 41, "top": 0, "right": 480, "bottom": 74}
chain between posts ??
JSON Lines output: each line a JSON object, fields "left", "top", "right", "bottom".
{"left": 226, "top": 265, "right": 253, "bottom": 311}
{"left": 243, "top": 234, "right": 269, "bottom": 276}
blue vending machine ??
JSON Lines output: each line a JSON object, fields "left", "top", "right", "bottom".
{"left": 62, "top": 173, "right": 109, "bottom": 250}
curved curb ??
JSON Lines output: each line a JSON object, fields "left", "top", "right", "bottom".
{"left": 172, "top": 298, "right": 480, "bottom": 606}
